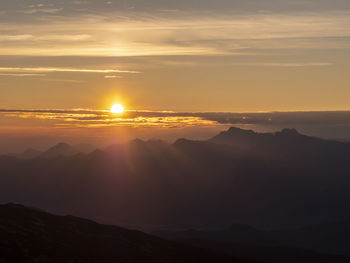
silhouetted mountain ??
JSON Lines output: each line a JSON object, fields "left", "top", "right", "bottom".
{"left": 1, "top": 127, "right": 350, "bottom": 236}
{"left": 155, "top": 224, "right": 275, "bottom": 246}
{"left": 210, "top": 127, "right": 350, "bottom": 160}
{"left": 153, "top": 225, "right": 350, "bottom": 263}
{"left": 74, "top": 143, "right": 96, "bottom": 153}
{"left": 210, "top": 127, "right": 302, "bottom": 147}
{"left": 0, "top": 203, "right": 247, "bottom": 263}
{"left": 39, "top": 142, "right": 80, "bottom": 159}
{"left": 17, "top": 148, "right": 42, "bottom": 159}
{"left": 210, "top": 127, "right": 261, "bottom": 150}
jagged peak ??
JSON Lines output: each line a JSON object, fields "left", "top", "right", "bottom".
{"left": 130, "top": 138, "right": 145, "bottom": 144}
{"left": 39, "top": 142, "right": 78, "bottom": 159}
{"left": 49, "top": 142, "right": 71, "bottom": 150}
{"left": 173, "top": 138, "right": 192, "bottom": 145}
{"left": 87, "top": 149, "right": 106, "bottom": 158}
{"left": 214, "top": 127, "right": 302, "bottom": 139}
{"left": 128, "top": 138, "right": 146, "bottom": 147}
{"left": 210, "top": 127, "right": 258, "bottom": 142}
{"left": 276, "top": 128, "right": 300, "bottom": 136}
{"left": 227, "top": 127, "right": 256, "bottom": 135}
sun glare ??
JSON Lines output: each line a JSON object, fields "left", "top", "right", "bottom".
{"left": 111, "top": 104, "right": 124, "bottom": 113}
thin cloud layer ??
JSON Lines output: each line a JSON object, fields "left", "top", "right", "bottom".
{"left": 2, "top": 109, "right": 350, "bottom": 128}
{"left": 2, "top": 0, "right": 350, "bottom": 17}
{"left": 0, "top": 67, "right": 139, "bottom": 74}
{"left": 1, "top": 10, "right": 350, "bottom": 57}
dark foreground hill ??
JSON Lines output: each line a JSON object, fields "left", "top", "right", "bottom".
{"left": 154, "top": 225, "right": 350, "bottom": 263}
{"left": 272, "top": 220, "right": 350, "bottom": 256}
{"left": 0, "top": 203, "right": 247, "bottom": 263}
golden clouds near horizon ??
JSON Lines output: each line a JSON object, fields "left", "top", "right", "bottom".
{"left": 0, "top": 109, "right": 217, "bottom": 129}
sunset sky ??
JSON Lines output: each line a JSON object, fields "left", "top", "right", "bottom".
{"left": 1, "top": 0, "right": 350, "bottom": 152}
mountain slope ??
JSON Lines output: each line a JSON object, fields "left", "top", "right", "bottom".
{"left": 271, "top": 220, "right": 350, "bottom": 255}
{"left": 39, "top": 143, "right": 80, "bottom": 159}
{"left": 209, "top": 127, "right": 350, "bottom": 159}
{"left": 153, "top": 225, "right": 350, "bottom": 263}
{"left": 0, "top": 203, "right": 247, "bottom": 263}
{"left": 18, "top": 148, "right": 42, "bottom": 159}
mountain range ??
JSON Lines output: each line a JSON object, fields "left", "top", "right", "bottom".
{"left": 9, "top": 142, "right": 96, "bottom": 159}
{"left": 1, "top": 127, "right": 350, "bottom": 258}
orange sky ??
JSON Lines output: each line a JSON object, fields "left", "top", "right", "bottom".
{"left": 1, "top": 0, "right": 350, "bottom": 151}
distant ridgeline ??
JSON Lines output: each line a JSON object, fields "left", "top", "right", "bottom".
{"left": 1, "top": 127, "right": 350, "bottom": 231}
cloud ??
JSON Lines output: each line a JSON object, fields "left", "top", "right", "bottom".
{"left": 199, "top": 111, "right": 350, "bottom": 126}
{"left": 1, "top": 11, "right": 350, "bottom": 57}
{"left": 0, "top": 67, "right": 139, "bottom": 74}
{"left": 104, "top": 75, "right": 122, "bottom": 78}
{"left": 0, "top": 109, "right": 216, "bottom": 128}
{"left": 233, "top": 62, "right": 332, "bottom": 67}
{"left": 2, "top": 109, "right": 350, "bottom": 129}
{"left": 0, "top": 35, "right": 34, "bottom": 41}
{"left": 0, "top": 73, "right": 46, "bottom": 77}
{"left": 38, "top": 78, "right": 87, "bottom": 83}
{"left": 3, "top": 0, "right": 350, "bottom": 16}
{"left": 19, "top": 8, "right": 63, "bottom": 14}
{"left": 36, "top": 34, "right": 93, "bottom": 41}
{"left": 72, "top": 1, "right": 88, "bottom": 5}
{"left": 0, "top": 34, "right": 92, "bottom": 44}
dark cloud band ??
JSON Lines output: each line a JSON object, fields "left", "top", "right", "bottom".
{"left": 2, "top": 109, "right": 350, "bottom": 127}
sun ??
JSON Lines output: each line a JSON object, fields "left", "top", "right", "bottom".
{"left": 111, "top": 104, "right": 124, "bottom": 113}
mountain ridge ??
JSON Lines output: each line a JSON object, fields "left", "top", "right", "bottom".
{"left": 0, "top": 203, "right": 247, "bottom": 263}
{"left": 1, "top": 127, "right": 350, "bottom": 230}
